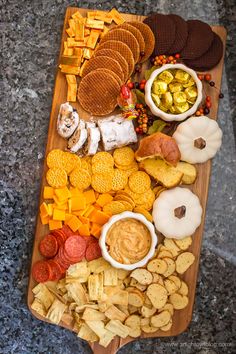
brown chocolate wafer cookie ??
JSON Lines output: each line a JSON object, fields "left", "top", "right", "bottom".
{"left": 93, "top": 68, "right": 123, "bottom": 86}
{"left": 94, "top": 48, "right": 129, "bottom": 81}
{"left": 167, "top": 14, "right": 188, "bottom": 54}
{"left": 143, "top": 13, "right": 176, "bottom": 55}
{"left": 78, "top": 71, "right": 120, "bottom": 116}
{"left": 127, "top": 21, "right": 155, "bottom": 63}
{"left": 112, "top": 23, "right": 145, "bottom": 62}
{"left": 81, "top": 55, "right": 124, "bottom": 82}
{"left": 181, "top": 20, "right": 214, "bottom": 60}
{"left": 96, "top": 40, "right": 134, "bottom": 77}
{"left": 100, "top": 28, "right": 140, "bottom": 64}
{"left": 184, "top": 32, "right": 223, "bottom": 71}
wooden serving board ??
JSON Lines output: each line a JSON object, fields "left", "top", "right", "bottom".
{"left": 27, "top": 7, "right": 227, "bottom": 354}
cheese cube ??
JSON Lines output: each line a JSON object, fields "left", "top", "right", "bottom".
{"left": 84, "top": 189, "right": 96, "bottom": 204}
{"left": 67, "top": 215, "right": 82, "bottom": 232}
{"left": 43, "top": 186, "right": 54, "bottom": 199}
{"left": 47, "top": 204, "right": 53, "bottom": 217}
{"left": 71, "top": 196, "right": 86, "bottom": 210}
{"left": 96, "top": 194, "right": 113, "bottom": 207}
{"left": 78, "top": 215, "right": 90, "bottom": 224}
{"left": 53, "top": 209, "right": 66, "bottom": 221}
{"left": 84, "top": 205, "right": 95, "bottom": 218}
{"left": 40, "top": 214, "right": 50, "bottom": 225}
{"left": 91, "top": 223, "right": 102, "bottom": 238}
{"left": 70, "top": 187, "right": 83, "bottom": 197}
{"left": 55, "top": 187, "right": 70, "bottom": 202}
{"left": 78, "top": 224, "right": 90, "bottom": 236}
{"left": 65, "top": 213, "right": 73, "bottom": 224}
{"left": 40, "top": 202, "right": 49, "bottom": 217}
{"left": 49, "top": 220, "right": 62, "bottom": 230}
{"left": 90, "top": 210, "right": 110, "bottom": 225}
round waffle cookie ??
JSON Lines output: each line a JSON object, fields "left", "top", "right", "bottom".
{"left": 94, "top": 68, "right": 123, "bottom": 86}
{"left": 94, "top": 49, "right": 129, "bottom": 81}
{"left": 100, "top": 28, "right": 140, "bottom": 63}
{"left": 96, "top": 40, "right": 134, "bottom": 77}
{"left": 81, "top": 56, "right": 124, "bottom": 82}
{"left": 167, "top": 14, "right": 188, "bottom": 54}
{"left": 127, "top": 21, "right": 155, "bottom": 63}
{"left": 113, "top": 23, "right": 145, "bottom": 62}
{"left": 143, "top": 13, "right": 176, "bottom": 55}
{"left": 184, "top": 32, "right": 223, "bottom": 71}
{"left": 180, "top": 20, "right": 214, "bottom": 60}
{"left": 77, "top": 71, "right": 120, "bottom": 116}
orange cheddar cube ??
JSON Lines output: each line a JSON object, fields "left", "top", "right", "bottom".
{"left": 49, "top": 220, "right": 62, "bottom": 230}
{"left": 90, "top": 210, "right": 110, "bottom": 225}
{"left": 109, "top": 8, "right": 125, "bottom": 25}
{"left": 67, "top": 215, "right": 82, "bottom": 232}
{"left": 71, "top": 196, "right": 86, "bottom": 211}
{"left": 96, "top": 193, "right": 113, "bottom": 207}
{"left": 55, "top": 203, "right": 67, "bottom": 211}
{"left": 47, "top": 203, "right": 53, "bottom": 217}
{"left": 65, "top": 213, "right": 73, "bottom": 224}
{"left": 53, "top": 208, "right": 66, "bottom": 221}
{"left": 70, "top": 187, "right": 83, "bottom": 197}
{"left": 43, "top": 186, "right": 54, "bottom": 199}
{"left": 72, "top": 11, "right": 83, "bottom": 19}
{"left": 68, "top": 199, "right": 72, "bottom": 214}
{"left": 78, "top": 215, "right": 90, "bottom": 224}
{"left": 93, "top": 203, "right": 102, "bottom": 210}
{"left": 91, "top": 223, "right": 102, "bottom": 238}
{"left": 84, "top": 205, "right": 95, "bottom": 218}
{"left": 40, "top": 202, "right": 49, "bottom": 217}
{"left": 72, "top": 210, "right": 85, "bottom": 217}
{"left": 40, "top": 214, "right": 50, "bottom": 225}
{"left": 78, "top": 224, "right": 90, "bottom": 236}
{"left": 55, "top": 186, "right": 70, "bottom": 201}
{"left": 84, "top": 189, "right": 96, "bottom": 204}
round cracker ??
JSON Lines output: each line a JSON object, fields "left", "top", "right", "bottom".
{"left": 95, "top": 48, "right": 129, "bottom": 81}
{"left": 47, "top": 149, "right": 64, "bottom": 169}
{"left": 69, "top": 167, "right": 91, "bottom": 190}
{"left": 91, "top": 173, "right": 113, "bottom": 193}
{"left": 46, "top": 168, "right": 67, "bottom": 188}
{"left": 81, "top": 55, "right": 124, "bottom": 82}
{"left": 96, "top": 40, "right": 134, "bottom": 77}
{"left": 78, "top": 71, "right": 120, "bottom": 116}
{"left": 100, "top": 28, "right": 140, "bottom": 64}
{"left": 113, "top": 147, "right": 135, "bottom": 166}
{"left": 62, "top": 152, "right": 81, "bottom": 175}
{"left": 103, "top": 201, "right": 126, "bottom": 215}
{"left": 127, "top": 21, "right": 155, "bottom": 63}
{"left": 112, "top": 169, "right": 128, "bottom": 191}
{"left": 128, "top": 171, "right": 151, "bottom": 194}
{"left": 113, "top": 23, "right": 145, "bottom": 62}
{"left": 92, "top": 152, "right": 114, "bottom": 166}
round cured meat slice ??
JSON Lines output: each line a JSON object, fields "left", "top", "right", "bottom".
{"left": 61, "top": 225, "right": 75, "bottom": 239}
{"left": 32, "top": 260, "right": 51, "bottom": 283}
{"left": 181, "top": 20, "right": 214, "bottom": 60}
{"left": 64, "top": 235, "right": 86, "bottom": 261}
{"left": 39, "top": 234, "right": 58, "bottom": 258}
{"left": 52, "top": 229, "right": 67, "bottom": 246}
{"left": 85, "top": 241, "right": 102, "bottom": 261}
{"left": 47, "top": 260, "right": 63, "bottom": 281}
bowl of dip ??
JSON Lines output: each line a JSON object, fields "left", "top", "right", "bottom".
{"left": 99, "top": 211, "right": 158, "bottom": 270}
{"left": 145, "top": 63, "right": 202, "bottom": 122}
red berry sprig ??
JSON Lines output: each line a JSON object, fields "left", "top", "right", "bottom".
{"left": 127, "top": 79, "right": 147, "bottom": 92}
{"left": 196, "top": 95, "right": 212, "bottom": 116}
{"left": 150, "top": 53, "right": 180, "bottom": 66}
{"left": 135, "top": 103, "right": 154, "bottom": 135}
{"left": 197, "top": 73, "right": 224, "bottom": 99}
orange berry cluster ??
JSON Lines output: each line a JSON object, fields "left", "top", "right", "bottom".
{"left": 151, "top": 53, "right": 180, "bottom": 66}
{"left": 135, "top": 103, "right": 153, "bottom": 135}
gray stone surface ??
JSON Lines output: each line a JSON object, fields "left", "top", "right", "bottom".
{"left": 0, "top": 0, "right": 236, "bottom": 353}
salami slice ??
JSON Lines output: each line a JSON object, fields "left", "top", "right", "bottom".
{"left": 85, "top": 241, "right": 102, "bottom": 261}
{"left": 32, "top": 260, "right": 50, "bottom": 283}
{"left": 64, "top": 236, "right": 86, "bottom": 261}
{"left": 47, "top": 260, "right": 64, "bottom": 281}
{"left": 57, "top": 246, "right": 72, "bottom": 269}
{"left": 61, "top": 225, "right": 75, "bottom": 238}
{"left": 52, "top": 229, "right": 67, "bottom": 247}
{"left": 39, "top": 234, "right": 58, "bottom": 258}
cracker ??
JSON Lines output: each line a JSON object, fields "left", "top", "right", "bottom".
{"left": 95, "top": 48, "right": 129, "bottom": 81}
{"left": 112, "top": 169, "right": 128, "bottom": 191}
{"left": 133, "top": 207, "right": 153, "bottom": 222}
{"left": 128, "top": 21, "right": 155, "bottom": 63}
{"left": 78, "top": 71, "right": 120, "bottom": 116}
{"left": 91, "top": 173, "right": 113, "bottom": 193}
{"left": 47, "top": 149, "right": 64, "bottom": 169}
{"left": 96, "top": 40, "right": 134, "bottom": 76}
{"left": 93, "top": 68, "right": 122, "bottom": 86}
{"left": 62, "top": 152, "right": 81, "bottom": 174}
{"left": 100, "top": 28, "right": 140, "bottom": 63}
{"left": 81, "top": 55, "right": 124, "bottom": 82}
{"left": 69, "top": 167, "right": 91, "bottom": 190}
{"left": 128, "top": 171, "right": 151, "bottom": 194}
{"left": 103, "top": 201, "right": 126, "bottom": 215}
{"left": 46, "top": 168, "right": 67, "bottom": 188}
{"left": 113, "top": 147, "right": 135, "bottom": 167}
{"left": 92, "top": 161, "right": 114, "bottom": 175}
{"left": 92, "top": 152, "right": 114, "bottom": 166}
{"left": 118, "top": 200, "right": 133, "bottom": 211}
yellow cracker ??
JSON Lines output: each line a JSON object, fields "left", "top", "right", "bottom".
{"left": 118, "top": 200, "right": 133, "bottom": 211}
{"left": 92, "top": 162, "right": 114, "bottom": 175}
{"left": 134, "top": 207, "right": 153, "bottom": 222}
{"left": 46, "top": 168, "right": 67, "bottom": 188}
{"left": 113, "top": 195, "right": 135, "bottom": 209}
{"left": 128, "top": 171, "right": 151, "bottom": 194}
{"left": 112, "top": 169, "right": 128, "bottom": 191}
{"left": 122, "top": 165, "right": 139, "bottom": 178}
{"left": 135, "top": 189, "right": 155, "bottom": 211}
{"left": 92, "top": 152, "right": 114, "bottom": 166}
{"left": 113, "top": 147, "right": 135, "bottom": 166}
{"left": 91, "top": 173, "right": 113, "bottom": 193}
{"left": 62, "top": 152, "right": 81, "bottom": 174}
{"left": 103, "top": 201, "right": 126, "bottom": 215}
{"left": 47, "top": 149, "right": 64, "bottom": 169}
{"left": 69, "top": 168, "right": 91, "bottom": 190}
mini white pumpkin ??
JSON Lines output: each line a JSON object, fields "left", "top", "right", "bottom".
{"left": 152, "top": 187, "right": 202, "bottom": 239}
{"left": 173, "top": 116, "right": 222, "bottom": 163}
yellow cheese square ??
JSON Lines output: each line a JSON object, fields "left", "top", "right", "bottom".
{"left": 67, "top": 215, "right": 82, "bottom": 232}
{"left": 84, "top": 189, "right": 96, "bottom": 204}
{"left": 78, "top": 224, "right": 90, "bottom": 236}
{"left": 72, "top": 11, "right": 83, "bottom": 19}
{"left": 40, "top": 202, "right": 49, "bottom": 217}
{"left": 54, "top": 203, "right": 67, "bottom": 211}
{"left": 96, "top": 193, "right": 113, "bottom": 207}
{"left": 65, "top": 213, "right": 73, "bottom": 224}
{"left": 47, "top": 203, "right": 54, "bottom": 217}
{"left": 91, "top": 223, "right": 102, "bottom": 238}
{"left": 71, "top": 196, "right": 86, "bottom": 211}
{"left": 40, "top": 214, "right": 50, "bottom": 225}
{"left": 90, "top": 210, "right": 110, "bottom": 225}
{"left": 43, "top": 186, "right": 54, "bottom": 199}
{"left": 49, "top": 220, "right": 62, "bottom": 230}
{"left": 84, "top": 205, "right": 95, "bottom": 218}
{"left": 109, "top": 8, "right": 125, "bottom": 24}
{"left": 55, "top": 186, "right": 70, "bottom": 201}
{"left": 53, "top": 208, "right": 66, "bottom": 221}
{"left": 70, "top": 187, "right": 82, "bottom": 197}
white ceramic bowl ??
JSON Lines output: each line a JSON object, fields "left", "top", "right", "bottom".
{"left": 99, "top": 211, "right": 158, "bottom": 271}
{"left": 145, "top": 63, "right": 203, "bottom": 122}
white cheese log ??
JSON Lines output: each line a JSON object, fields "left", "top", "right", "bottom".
{"left": 86, "top": 127, "right": 101, "bottom": 155}
{"left": 57, "top": 102, "right": 79, "bottom": 138}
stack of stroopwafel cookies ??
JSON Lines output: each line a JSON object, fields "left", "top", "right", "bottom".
{"left": 77, "top": 21, "right": 155, "bottom": 116}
